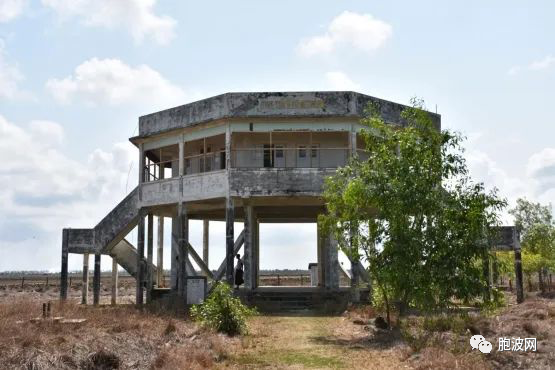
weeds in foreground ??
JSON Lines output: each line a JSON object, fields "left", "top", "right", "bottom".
{"left": 190, "top": 282, "right": 256, "bottom": 336}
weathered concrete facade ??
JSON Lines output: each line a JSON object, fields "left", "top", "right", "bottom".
{"left": 60, "top": 91, "right": 440, "bottom": 311}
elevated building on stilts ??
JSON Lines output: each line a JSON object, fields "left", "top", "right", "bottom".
{"left": 59, "top": 91, "right": 441, "bottom": 312}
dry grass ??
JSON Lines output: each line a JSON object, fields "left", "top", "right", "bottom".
{"left": 0, "top": 298, "right": 233, "bottom": 369}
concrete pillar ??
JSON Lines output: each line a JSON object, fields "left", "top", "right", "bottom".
{"left": 93, "top": 253, "right": 101, "bottom": 306}
{"left": 139, "top": 143, "right": 145, "bottom": 201}
{"left": 350, "top": 130, "right": 357, "bottom": 157}
{"left": 514, "top": 248, "right": 524, "bottom": 303}
{"left": 81, "top": 253, "right": 89, "bottom": 305}
{"left": 225, "top": 197, "right": 235, "bottom": 285}
{"left": 171, "top": 217, "right": 178, "bottom": 290}
{"left": 316, "top": 224, "right": 325, "bottom": 288}
{"left": 146, "top": 213, "right": 154, "bottom": 303}
{"left": 178, "top": 141, "right": 184, "bottom": 176}
{"left": 254, "top": 217, "right": 260, "bottom": 288}
{"left": 326, "top": 235, "right": 339, "bottom": 290}
{"left": 317, "top": 223, "right": 339, "bottom": 290}
{"left": 202, "top": 219, "right": 209, "bottom": 269}
{"left": 157, "top": 216, "right": 164, "bottom": 287}
{"left": 177, "top": 202, "right": 189, "bottom": 299}
{"left": 136, "top": 211, "right": 145, "bottom": 305}
{"left": 60, "top": 229, "right": 69, "bottom": 301}
{"left": 243, "top": 202, "right": 255, "bottom": 289}
{"left": 111, "top": 257, "right": 118, "bottom": 306}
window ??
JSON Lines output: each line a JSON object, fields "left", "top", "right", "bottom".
{"left": 298, "top": 146, "right": 307, "bottom": 158}
{"left": 311, "top": 145, "right": 318, "bottom": 158}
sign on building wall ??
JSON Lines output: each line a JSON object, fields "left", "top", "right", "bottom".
{"left": 257, "top": 98, "right": 325, "bottom": 112}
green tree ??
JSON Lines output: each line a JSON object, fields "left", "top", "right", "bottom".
{"left": 509, "top": 199, "right": 555, "bottom": 294}
{"left": 320, "top": 99, "right": 506, "bottom": 323}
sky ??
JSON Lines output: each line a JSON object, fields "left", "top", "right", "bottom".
{"left": 1, "top": 1, "right": 555, "bottom": 272}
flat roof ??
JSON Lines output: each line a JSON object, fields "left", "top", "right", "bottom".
{"left": 133, "top": 91, "right": 441, "bottom": 140}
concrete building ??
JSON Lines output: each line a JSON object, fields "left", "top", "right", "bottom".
{"left": 60, "top": 91, "right": 441, "bottom": 311}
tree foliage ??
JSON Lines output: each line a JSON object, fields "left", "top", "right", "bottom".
{"left": 320, "top": 98, "right": 506, "bottom": 319}
{"left": 509, "top": 198, "right": 555, "bottom": 293}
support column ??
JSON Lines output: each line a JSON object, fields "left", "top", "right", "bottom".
{"left": 82, "top": 253, "right": 89, "bottom": 304}
{"left": 93, "top": 253, "right": 101, "bottom": 306}
{"left": 136, "top": 211, "right": 145, "bottom": 305}
{"left": 146, "top": 213, "right": 154, "bottom": 303}
{"left": 202, "top": 219, "right": 209, "bottom": 270}
{"left": 326, "top": 235, "right": 339, "bottom": 290}
{"left": 317, "top": 222, "right": 339, "bottom": 290}
{"left": 243, "top": 202, "right": 255, "bottom": 289}
{"left": 225, "top": 197, "right": 235, "bottom": 285}
{"left": 157, "top": 216, "right": 164, "bottom": 287}
{"left": 139, "top": 143, "right": 145, "bottom": 201}
{"left": 316, "top": 223, "right": 325, "bottom": 288}
{"left": 177, "top": 202, "right": 189, "bottom": 300}
{"left": 60, "top": 229, "right": 69, "bottom": 300}
{"left": 514, "top": 248, "right": 524, "bottom": 303}
{"left": 254, "top": 217, "right": 260, "bottom": 288}
{"left": 178, "top": 141, "right": 184, "bottom": 176}
{"left": 111, "top": 257, "right": 118, "bottom": 305}
{"left": 171, "top": 216, "right": 178, "bottom": 290}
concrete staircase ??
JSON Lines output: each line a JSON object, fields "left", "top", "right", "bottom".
{"left": 237, "top": 287, "right": 351, "bottom": 314}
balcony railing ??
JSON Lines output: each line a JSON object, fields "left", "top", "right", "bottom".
{"left": 184, "top": 150, "right": 226, "bottom": 175}
{"left": 231, "top": 147, "right": 350, "bottom": 169}
{"left": 143, "top": 148, "right": 371, "bottom": 181}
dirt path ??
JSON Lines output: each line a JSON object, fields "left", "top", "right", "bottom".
{"left": 223, "top": 315, "right": 409, "bottom": 369}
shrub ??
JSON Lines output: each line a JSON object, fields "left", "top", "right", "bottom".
{"left": 190, "top": 282, "right": 256, "bottom": 336}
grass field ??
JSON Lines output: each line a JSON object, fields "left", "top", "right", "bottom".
{"left": 1, "top": 279, "right": 554, "bottom": 369}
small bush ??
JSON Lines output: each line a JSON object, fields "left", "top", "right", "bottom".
{"left": 190, "top": 282, "right": 256, "bottom": 336}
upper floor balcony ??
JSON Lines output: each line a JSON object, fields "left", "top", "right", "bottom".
{"left": 137, "top": 130, "right": 367, "bottom": 206}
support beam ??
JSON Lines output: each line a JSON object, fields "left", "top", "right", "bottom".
{"left": 93, "top": 253, "right": 101, "bottom": 306}
{"left": 136, "top": 211, "right": 145, "bottom": 305}
{"left": 514, "top": 248, "right": 524, "bottom": 304}
{"left": 225, "top": 197, "right": 235, "bottom": 285}
{"left": 243, "top": 202, "right": 256, "bottom": 289}
{"left": 157, "top": 216, "right": 164, "bottom": 287}
{"left": 111, "top": 257, "right": 118, "bottom": 306}
{"left": 60, "top": 229, "right": 69, "bottom": 301}
{"left": 178, "top": 141, "right": 184, "bottom": 176}
{"left": 186, "top": 241, "right": 214, "bottom": 279}
{"left": 139, "top": 143, "right": 145, "bottom": 201}
{"left": 82, "top": 253, "right": 89, "bottom": 305}
{"left": 203, "top": 219, "right": 209, "bottom": 270}
{"left": 214, "top": 230, "right": 245, "bottom": 282}
{"left": 171, "top": 217, "right": 177, "bottom": 290}
{"left": 177, "top": 202, "right": 189, "bottom": 299}
{"left": 146, "top": 213, "right": 154, "bottom": 303}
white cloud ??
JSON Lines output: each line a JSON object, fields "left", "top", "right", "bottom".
{"left": 508, "top": 55, "right": 555, "bottom": 75}
{"left": 0, "top": 39, "right": 27, "bottom": 99}
{"left": 46, "top": 58, "right": 186, "bottom": 107}
{"left": 0, "top": 115, "right": 139, "bottom": 270}
{"left": 297, "top": 11, "right": 392, "bottom": 57}
{"left": 325, "top": 71, "right": 361, "bottom": 90}
{"left": 41, "top": 0, "right": 176, "bottom": 45}
{"left": 0, "top": 0, "right": 26, "bottom": 22}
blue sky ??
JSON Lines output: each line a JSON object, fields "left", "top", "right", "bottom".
{"left": 1, "top": 1, "right": 555, "bottom": 272}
